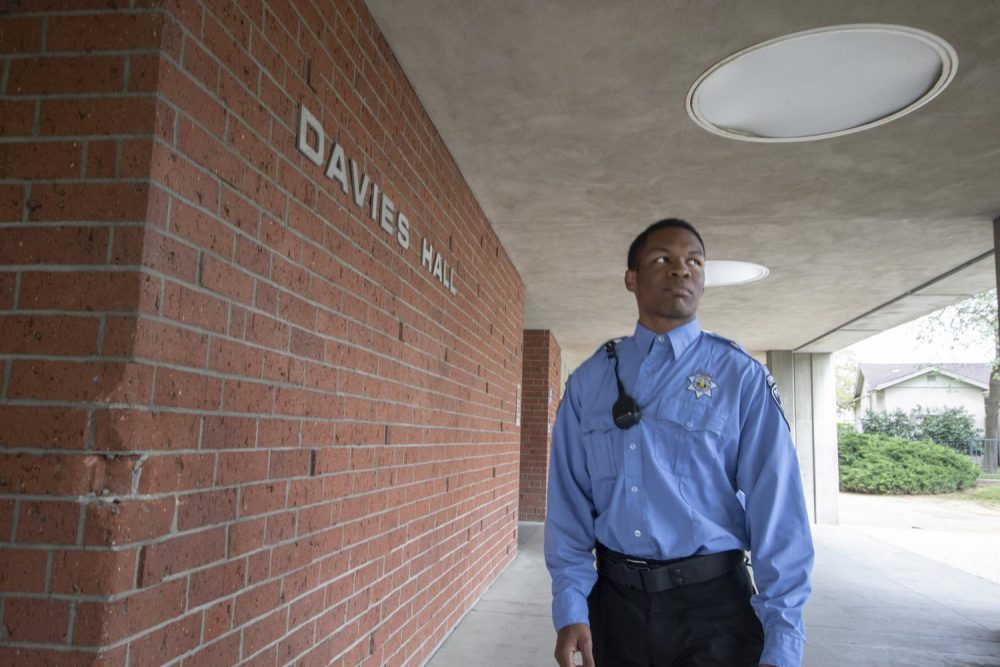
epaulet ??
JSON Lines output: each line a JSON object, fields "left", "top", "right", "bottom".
{"left": 703, "top": 330, "right": 754, "bottom": 361}
{"left": 704, "top": 331, "right": 789, "bottom": 427}
{"left": 598, "top": 336, "right": 626, "bottom": 359}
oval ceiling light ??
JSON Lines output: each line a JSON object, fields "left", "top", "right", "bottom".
{"left": 705, "top": 260, "right": 769, "bottom": 287}
{"left": 686, "top": 24, "right": 957, "bottom": 142}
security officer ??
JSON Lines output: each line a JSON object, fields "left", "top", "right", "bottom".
{"left": 545, "top": 219, "right": 813, "bottom": 667}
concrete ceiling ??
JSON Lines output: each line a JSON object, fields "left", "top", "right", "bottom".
{"left": 364, "top": 0, "right": 1000, "bottom": 372}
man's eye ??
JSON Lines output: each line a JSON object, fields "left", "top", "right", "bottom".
{"left": 654, "top": 256, "right": 668, "bottom": 264}
{"left": 687, "top": 258, "right": 704, "bottom": 267}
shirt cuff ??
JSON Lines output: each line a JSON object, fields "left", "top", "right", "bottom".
{"left": 552, "top": 589, "right": 590, "bottom": 631}
{"left": 759, "top": 629, "right": 805, "bottom": 667}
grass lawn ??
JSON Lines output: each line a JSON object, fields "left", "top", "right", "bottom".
{"left": 971, "top": 485, "right": 1000, "bottom": 505}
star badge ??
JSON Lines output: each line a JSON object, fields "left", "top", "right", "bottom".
{"left": 687, "top": 370, "right": 717, "bottom": 399}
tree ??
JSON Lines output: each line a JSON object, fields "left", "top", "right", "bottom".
{"left": 919, "top": 289, "right": 998, "bottom": 472}
{"left": 834, "top": 350, "right": 859, "bottom": 415}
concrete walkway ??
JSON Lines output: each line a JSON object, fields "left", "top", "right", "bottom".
{"left": 425, "top": 521, "right": 1000, "bottom": 667}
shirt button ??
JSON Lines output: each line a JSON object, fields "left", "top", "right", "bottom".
{"left": 631, "top": 486, "right": 638, "bottom": 493}
{"left": 634, "top": 530, "right": 642, "bottom": 537}
{"left": 657, "top": 335, "right": 665, "bottom": 343}
{"left": 629, "top": 443, "right": 637, "bottom": 450}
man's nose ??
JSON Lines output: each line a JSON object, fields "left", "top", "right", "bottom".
{"left": 669, "top": 261, "right": 690, "bottom": 277}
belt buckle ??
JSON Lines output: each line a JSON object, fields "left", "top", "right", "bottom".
{"left": 624, "top": 557, "right": 650, "bottom": 571}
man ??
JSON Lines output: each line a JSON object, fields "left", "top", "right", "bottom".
{"left": 545, "top": 219, "right": 813, "bottom": 667}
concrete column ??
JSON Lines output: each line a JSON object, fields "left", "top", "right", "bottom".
{"left": 766, "top": 351, "right": 840, "bottom": 524}
{"left": 519, "top": 330, "right": 562, "bottom": 520}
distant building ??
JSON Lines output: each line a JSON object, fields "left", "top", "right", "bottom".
{"left": 853, "top": 363, "right": 991, "bottom": 431}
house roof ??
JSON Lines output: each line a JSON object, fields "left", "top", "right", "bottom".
{"left": 855, "top": 363, "right": 992, "bottom": 398}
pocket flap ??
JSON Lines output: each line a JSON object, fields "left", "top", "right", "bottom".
{"left": 581, "top": 412, "right": 617, "bottom": 433}
{"left": 656, "top": 399, "right": 728, "bottom": 434}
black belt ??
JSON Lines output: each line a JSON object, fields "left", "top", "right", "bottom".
{"left": 596, "top": 544, "right": 745, "bottom": 594}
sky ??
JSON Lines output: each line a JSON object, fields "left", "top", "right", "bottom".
{"left": 840, "top": 310, "right": 994, "bottom": 364}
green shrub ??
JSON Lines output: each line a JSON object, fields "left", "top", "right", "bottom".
{"left": 839, "top": 431, "right": 980, "bottom": 495}
{"left": 860, "top": 406, "right": 982, "bottom": 454}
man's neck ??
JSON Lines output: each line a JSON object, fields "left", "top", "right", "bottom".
{"left": 638, "top": 314, "right": 696, "bottom": 335}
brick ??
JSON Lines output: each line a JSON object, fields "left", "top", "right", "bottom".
{"left": 8, "top": 56, "right": 126, "bottom": 96}
{"left": 18, "top": 269, "right": 150, "bottom": 312}
{"left": 189, "top": 558, "right": 246, "bottom": 607}
{"left": 0, "top": 100, "right": 37, "bottom": 137}
{"left": 27, "top": 182, "right": 149, "bottom": 223}
{"left": 0, "top": 452, "right": 138, "bottom": 496}
{"left": 120, "top": 139, "right": 155, "bottom": 177}
{"left": 74, "top": 579, "right": 186, "bottom": 646}
{"left": 201, "top": 601, "right": 235, "bottom": 643}
{"left": 128, "top": 612, "right": 201, "bottom": 666}
{"left": 0, "top": 549, "right": 48, "bottom": 593}
{"left": 0, "top": 314, "right": 100, "bottom": 357}
{"left": 129, "top": 54, "right": 162, "bottom": 94}
{"left": 171, "top": 200, "right": 236, "bottom": 258}
{"left": 94, "top": 409, "right": 200, "bottom": 452}
{"left": 201, "top": 414, "right": 257, "bottom": 450}
{"left": 0, "top": 15, "right": 43, "bottom": 54}
{"left": 269, "top": 449, "right": 310, "bottom": 479}
{"left": 178, "top": 115, "right": 242, "bottom": 188}
{"left": 0, "top": 406, "right": 88, "bottom": 449}
{"left": 240, "top": 481, "right": 287, "bottom": 517}
{"left": 209, "top": 337, "right": 264, "bottom": 376}
{"left": 50, "top": 548, "right": 137, "bottom": 595}
{"left": 83, "top": 496, "right": 175, "bottom": 547}
{"left": 184, "top": 633, "right": 240, "bottom": 667}
{"left": 157, "top": 59, "right": 227, "bottom": 137}
{"left": 177, "top": 488, "right": 237, "bottom": 530}
{"left": 223, "top": 379, "right": 274, "bottom": 413}
{"left": 47, "top": 12, "right": 164, "bottom": 52}
{"left": 148, "top": 146, "right": 220, "bottom": 211}
{"left": 7, "top": 360, "right": 152, "bottom": 404}
{"left": 163, "top": 282, "right": 229, "bottom": 334}
{"left": 228, "top": 517, "right": 265, "bottom": 557}
{"left": 0, "top": 500, "right": 11, "bottom": 542}
{"left": 0, "top": 141, "right": 84, "bottom": 179}
{"left": 201, "top": 253, "right": 255, "bottom": 304}
{"left": 3, "top": 598, "right": 71, "bottom": 643}
{"left": 0, "top": 225, "right": 109, "bottom": 265}
{"left": 233, "top": 580, "right": 281, "bottom": 627}
{"left": 87, "top": 140, "right": 119, "bottom": 178}
{"left": 133, "top": 318, "right": 208, "bottom": 368}
{"left": 216, "top": 450, "right": 268, "bottom": 485}
{"left": 40, "top": 97, "right": 157, "bottom": 136}
{"left": 138, "top": 526, "right": 226, "bottom": 585}
{"left": 0, "top": 187, "right": 25, "bottom": 227}
{"left": 16, "top": 500, "right": 80, "bottom": 544}
{"left": 154, "top": 367, "right": 222, "bottom": 410}
{"left": 137, "top": 453, "right": 215, "bottom": 494}
{"left": 141, "top": 227, "right": 200, "bottom": 282}
{"left": 0, "top": 647, "right": 126, "bottom": 667}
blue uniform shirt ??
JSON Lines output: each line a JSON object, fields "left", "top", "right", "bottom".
{"left": 544, "top": 318, "right": 814, "bottom": 667}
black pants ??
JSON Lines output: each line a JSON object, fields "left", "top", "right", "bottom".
{"left": 587, "top": 566, "right": 764, "bottom": 667}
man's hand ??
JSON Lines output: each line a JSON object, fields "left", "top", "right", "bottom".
{"left": 554, "top": 623, "right": 594, "bottom": 667}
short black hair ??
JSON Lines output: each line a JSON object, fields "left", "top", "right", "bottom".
{"left": 627, "top": 218, "right": 705, "bottom": 271}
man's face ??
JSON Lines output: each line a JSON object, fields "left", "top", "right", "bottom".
{"left": 625, "top": 226, "right": 705, "bottom": 331}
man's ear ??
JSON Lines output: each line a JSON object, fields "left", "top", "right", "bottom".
{"left": 624, "top": 269, "right": 637, "bottom": 293}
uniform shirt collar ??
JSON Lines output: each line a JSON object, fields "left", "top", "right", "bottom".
{"left": 633, "top": 318, "right": 702, "bottom": 359}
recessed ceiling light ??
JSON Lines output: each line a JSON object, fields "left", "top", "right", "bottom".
{"left": 705, "top": 260, "right": 769, "bottom": 287}
{"left": 686, "top": 24, "right": 957, "bottom": 142}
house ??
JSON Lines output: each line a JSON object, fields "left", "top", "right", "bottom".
{"left": 853, "top": 363, "right": 991, "bottom": 431}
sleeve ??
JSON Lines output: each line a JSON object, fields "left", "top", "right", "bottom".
{"left": 543, "top": 371, "right": 599, "bottom": 631}
{"left": 735, "top": 364, "right": 814, "bottom": 667}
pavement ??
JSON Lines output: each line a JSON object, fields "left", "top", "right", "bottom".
{"left": 424, "top": 494, "right": 1000, "bottom": 667}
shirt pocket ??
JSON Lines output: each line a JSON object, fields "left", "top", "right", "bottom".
{"left": 580, "top": 412, "right": 621, "bottom": 490}
{"left": 651, "top": 398, "right": 728, "bottom": 475}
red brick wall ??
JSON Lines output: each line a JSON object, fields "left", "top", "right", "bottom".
{"left": 519, "top": 331, "right": 561, "bottom": 521}
{"left": 0, "top": 2, "right": 523, "bottom": 665}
